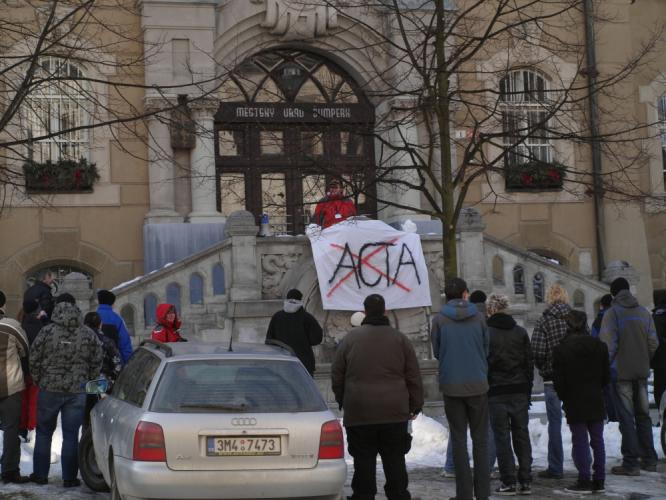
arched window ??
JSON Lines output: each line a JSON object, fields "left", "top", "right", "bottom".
{"left": 513, "top": 265, "right": 525, "bottom": 295}
{"left": 26, "top": 57, "right": 90, "bottom": 161}
{"left": 500, "top": 69, "right": 559, "bottom": 190}
{"left": 212, "top": 264, "right": 226, "bottom": 295}
{"left": 166, "top": 283, "right": 181, "bottom": 313}
{"left": 492, "top": 255, "right": 505, "bottom": 286}
{"left": 120, "top": 304, "right": 136, "bottom": 337}
{"left": 25, "top": 264, "right": 92, "bottom": 296}
{"left": 533, "top": 272, "right": 545, "bottom": 303}
{"left": 216, "top": 49, "right": 376, "bottom": 234}
{"left": 190, "top": 273, "right": 204, "bottom": 305}
{"left": 144, "top": 294, "right": 158, "bottom": 328}
{"left": 573, "top": 289, "right": 585, "bottom": 309}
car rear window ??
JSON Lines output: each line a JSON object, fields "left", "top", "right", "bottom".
{"left": 150, "top": 359, "right": 327, "bottom": 413}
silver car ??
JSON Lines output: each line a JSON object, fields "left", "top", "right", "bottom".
{"left": 87, "top": 340, "right": 346, "bottom": 500}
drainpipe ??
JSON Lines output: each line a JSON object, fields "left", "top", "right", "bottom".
{"left": 583, "top": 0, "right": 606, "bottom": 281}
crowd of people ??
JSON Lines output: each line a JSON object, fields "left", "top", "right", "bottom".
{"left": 1, "top": 265, "right": 665, "bottom": 500}
{"left": 0, "top": 271, "right": 186, "bottom": 488}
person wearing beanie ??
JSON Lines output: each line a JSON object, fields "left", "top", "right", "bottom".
{"left": 350, "top": 311, "right": 365, "bottom": 327}
{"left": 652, "top": 289, "right": 666, "bottom": 408}
{"left": 600, "top": 277, "right": 658, "bottom": 475}
{"left": 96, "top": 289, "right": 133, "bottom": 364}
{"left": 266, "top": 289, "right": 323, "bottom": 375}
{"left": 486, "top": 294, "right": 533, "bottom": 496}
{"left": 0, "top": 318, "right": 30, "bottom": 484}
{"left": 554, "top": 311, "right": 610, "bottom": 494}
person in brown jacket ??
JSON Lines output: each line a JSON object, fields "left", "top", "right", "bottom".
{"left": 332, "top": 294, "right": 423, "bottom": 500}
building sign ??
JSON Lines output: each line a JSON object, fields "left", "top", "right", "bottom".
{"left": 216, "top": 102, "right": 374, "bottom": 124}
{"left": 307, "top": 219, "right": 432, "bottom": 311}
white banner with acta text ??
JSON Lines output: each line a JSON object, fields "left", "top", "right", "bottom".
{"left": 307, "top": 219, "right": 432, "bottom": 311}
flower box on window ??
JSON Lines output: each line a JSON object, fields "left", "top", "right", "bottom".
{"left": 505, "top": 160, "right": 566, "bottom": 191}
{"left": 23, "top": 158, "right": 99, "bottom": 193}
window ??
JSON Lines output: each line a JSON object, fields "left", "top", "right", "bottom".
{"left": 166, "top": 283, "right": 181, "bottom": 313}
{"left": 26, "top": 57, "right": 90, "bottom": 162}
{"left": 120, "top": 305, "right": 135, "bottom": 337}
{"left": 573, "top": 289, "right": 585, "bottom": 309}
{"left": 658, "top": 94, "right": 666, "bottom": 189}
{"left": 212, "top": 264, "right": 226, "bottom": 295}
{"left": 492, "top": 255, "right": 505, "bottom": 286}
{"left": 111, "top": 349, "right": 161, "bottom": 407}
{"left": 144, "top": 294, "right": 158, "bottom": 328}
{"left": 513, "top": 265, "right": 525, "bottom": 295}
{"left": 533, "top": 272, "right": 545, "bottom": 303}
{"left": 190, "top": 274, "right": 204, "bottom": 305}
{"left": 500, "top": 69, "right": 552, "bottom": 167}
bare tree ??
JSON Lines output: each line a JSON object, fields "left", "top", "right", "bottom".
{"left": 298, "top": 0, "right": 666, "bottom": 281}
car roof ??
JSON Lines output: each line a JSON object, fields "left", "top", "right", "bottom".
{"left": 138, "top": 340, "right": 297, "bottom": 362}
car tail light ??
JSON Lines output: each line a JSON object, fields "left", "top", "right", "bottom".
{"left": 318, "top": 420, "right": 344, "bottom": 460}
{"left": 133, "top": 421, "right": 166, "bottom": 461}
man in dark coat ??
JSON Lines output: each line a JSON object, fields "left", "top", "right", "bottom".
{"left": 600, "top": 278, "right": 658, "bottom": 475}
{"left": 553, "top": 310, "right": 610, "bottom": 495}
{"left": 266, "top": 289, "right": 322, "bottom": 375}
{"left": 332, "top": 294, "right": 423, "bottom": 500}
{"left": 652, "top": 289, "right": 666, "bottom": 409}
{"left": 486, "top": 294, "right": 533, "bottom": 496}
{"left": 23, "top": 271, "right": 55, "bottom": 324}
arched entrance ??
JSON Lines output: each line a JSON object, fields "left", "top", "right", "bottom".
{"left": 215, "top": 49, "right": 376, "bottom": 234}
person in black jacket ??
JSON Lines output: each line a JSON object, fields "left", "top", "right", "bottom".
{"left": 266, "top": 289, "right": 323, "bottom": 375}
{"left": 553, "top": 310, "right": 610, "bottom": 495}
{"left": 486, "top": 294, "right": 533, "bottom": 496}
{"left": 22, "top": 271, "right": 55, "bottom": 325}
{"left": 652, "top": 289, "right": 666, "bottom": 409}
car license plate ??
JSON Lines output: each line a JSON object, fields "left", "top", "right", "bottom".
{"left": 206, "top": 436, "right": 281, "bottom": 456}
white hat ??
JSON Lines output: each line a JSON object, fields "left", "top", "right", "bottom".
{"left": 350, "top": 311, "right": 365, "bottom": 327}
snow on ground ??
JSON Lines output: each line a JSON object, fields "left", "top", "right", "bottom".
{"left": 1, "top": 411, "right": 664, "bottom": 499}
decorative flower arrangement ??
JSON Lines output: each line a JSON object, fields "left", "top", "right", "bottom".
{"left": 505, "top": 160, "right": 566, "bottom": 190}
{"left": 23, "top": 158, "right": 99, "bottom": 193}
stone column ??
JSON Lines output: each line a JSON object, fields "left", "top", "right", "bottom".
{"left": 225, "top": 210, "right": 261, "bottom": 301}
{"left": 188, "top": 102, "right": 225, "bottom": 223}
{"left": 145, "top": 112, "right": 182, "bottom": 224}
{"left": 457, "top": 207, "right": 489, "bottom": 291}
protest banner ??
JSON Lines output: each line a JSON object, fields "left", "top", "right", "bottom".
{"left": 307, "top": 219, "right": 432, "bottom": 311}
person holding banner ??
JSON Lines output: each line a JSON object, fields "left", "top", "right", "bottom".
{"left": 313, "top": 179, "right": 356, "bottom": 229}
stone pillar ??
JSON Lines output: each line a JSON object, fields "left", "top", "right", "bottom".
{"left": 188, "top": 102, "right": 225, "bottom": 223}
{"left": 457, "top": 207, "right": 489, "bottom": 291}
{"left": 602, "top": 260, "right": 640, "bottom": 295}
{"left": 145, "top": 113, "right": 182, "bottom": 224}
{"left": 59, "top": 272, "right": 94, "bottom": 314}
{"left": 225, "top": 210, "right": 261, "bottom": 301}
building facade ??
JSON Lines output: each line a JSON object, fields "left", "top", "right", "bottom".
{"left": 0, "top": 0, "right": 664, "bottom": 320}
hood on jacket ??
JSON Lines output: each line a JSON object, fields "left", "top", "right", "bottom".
{"left": 487, "top": 312, "right": 517, "bottom": 330}
{"left": 283, "top": 299, "right": 303, "bottom": 314}
{"left": 156, "top": 303, "right": 181, "bottom": 329}
{"left": 613, "top": 289, "right": 639, "bottom": 309}
{"left": 560, "top": 332, "right": 599, "bottom": 357}
{"left": 440, "top": 299, "right": 479, "bottom": 321}
{"left": 544, "top": 302, "right": 571, "bottom": 319}
{"left": 51, "top": 302, "right": 82, "bottom": 332}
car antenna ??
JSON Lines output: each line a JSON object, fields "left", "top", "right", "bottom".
{"left": 227, "top": 331, "right": 233, "bottom": 352}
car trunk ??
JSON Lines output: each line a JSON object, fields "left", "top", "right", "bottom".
{"left": 152, "top": 411, "right": 331, "bottom": 471}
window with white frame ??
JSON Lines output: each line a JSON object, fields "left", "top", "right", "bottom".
{"left": 499, "top": 69, "right": 553, "bottom": 166}
{"left": 657, "top": 94, "right": 666, "bottom": 190}
{"left": 26, "top": 57, "right": 90, "bottom": 162}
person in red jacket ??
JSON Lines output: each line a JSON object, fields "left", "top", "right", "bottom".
{"left": 313, "top": 180, "right": 356, "bottom": 228}
{"left": 151, "top": 304, "right": 186, "bottom": 343}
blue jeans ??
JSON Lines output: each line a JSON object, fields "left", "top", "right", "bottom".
{"left": 445, "top": 418, "right": 497, "bottom": 473}
{"left": 544, "top": 383, "right": 563, "bottom": 475}
{"left": 33, "top": 390, "right": 86, "bottom": 481}
{"left": 614, "top": 380, "right": 658, "bottom": 469}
